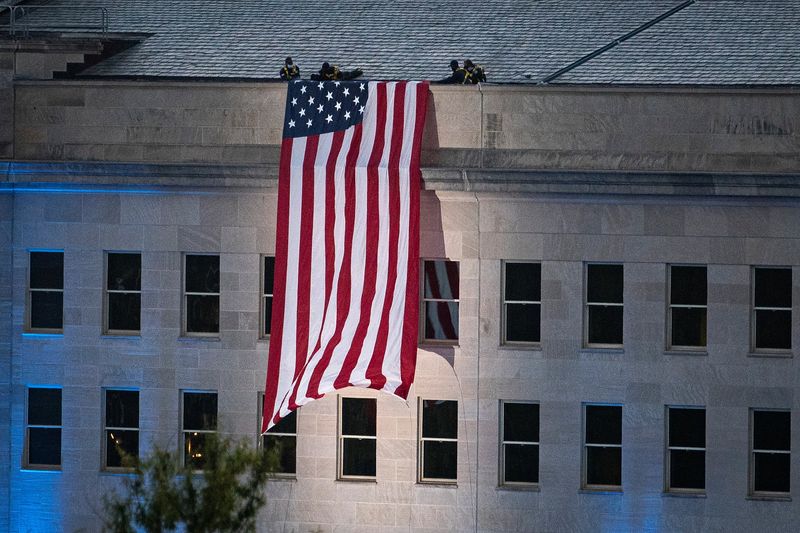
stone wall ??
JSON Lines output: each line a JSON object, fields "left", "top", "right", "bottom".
{"left": 10, "top": 81, "right": 800, "bottom": 174}
{"left": 0, "top": 193, "right": 11, "bottom": 532}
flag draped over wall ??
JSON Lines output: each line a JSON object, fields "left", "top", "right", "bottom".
{"left": 262, "top": 79, "right": 429, "bottom": 431}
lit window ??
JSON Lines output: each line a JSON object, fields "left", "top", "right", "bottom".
{"left": 500, "top": 401, "right": 539, "bottom": 486}
{"left": 183, "top": 254, "right": 220, "bottom": 335}
{"left": 104, "top": 389, "right": 139, "bottom": 469}
{"left": 585, "top": 264, "right": 623, "bottom": 347}
{"left": 27, "top": 251, "right": 64, "bottom": 332}
{"left": 419, "top": 399, "right": 458, "bottom": 483}
{"left": 668, "top": 265, "right": 707, "bottom": 350}
{"left": 752, "top": 267, "right": 792, "bottom": 352}
{"left": 338, "top": 397, "right": 376, "bottom": 479}
{"left": 181, "top": 391, "right": 217, "bottom": 469}
{"left": 262, "top": 408, "right": 297, "bottom": 476}
{"left": 25, "top": 387, "right": 61, "bottom": 468}
{"left": 583, "top": 404, "right": 622, "bottom": 490}
{"left": 751, "top": 409, "right": 790, "bottom": 496}
{"left": 105, "top": 252, "right": 141, "bottom": 334}
{"left": 666, "top": 407, "right": 705, "bottom": 492}
{"left": 502, "top": 262, "right": 541, "bottom": 344}
{"left": 261, "top": 256, "right": 275, "bottom": 338}
{"left": 422, "top": 260, "right": 459, "bottom": 342}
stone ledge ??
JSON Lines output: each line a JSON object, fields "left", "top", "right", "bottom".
{"left": 1, "top": 161, "right": 799, "bottom": 197}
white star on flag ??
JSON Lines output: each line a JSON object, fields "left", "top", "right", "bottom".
{"left": 325, "top": 114, "right": 333, "bottom": 123}
{"left": 288, "top": 119, "right": 295, "bottom": 128}
{"left": 326, "top": 91, "right": 333, "bottom": 101}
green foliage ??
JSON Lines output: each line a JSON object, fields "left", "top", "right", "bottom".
{"left": 103, "top": 434, "right": 278, "bottom": 533}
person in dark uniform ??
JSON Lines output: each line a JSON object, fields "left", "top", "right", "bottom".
{"left": 464, "top": 59, "right": 486, "bottom": 84}
{"left": 311, "top": 62, "right": 363, "bottom": 81}
{"left": 438, "top": 60, "right": 468, "bottom": 84}
{"left": 280, "top": 57, "right": 300, "bottom": 81}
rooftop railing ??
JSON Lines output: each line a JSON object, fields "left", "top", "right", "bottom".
{"left": 0, "top": 4, "right": 108, "bottom": 37}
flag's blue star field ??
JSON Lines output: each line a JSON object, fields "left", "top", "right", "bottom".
{"left": 284, "top": 80, "right": 368, "bottom": 138}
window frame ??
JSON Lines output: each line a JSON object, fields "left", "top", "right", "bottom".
{"left": 181, "top": 253, "right": 221, "bottom": 337}
{"left": 499, "top": 400, "right": 539, "bottom": 488}
{"left": 103, "top": 251, "right": 142, "bottom": 336}
{"left": 418, "top": 397, "right": 459, "bottom": 484}
{"left": 582, "top": 403, "right": 623, "bottom": 491}
{"left": 258, "top": 392, "right": 297, "bottom": 478}
{"left": 501, "top": 261, "right": 542, "bottom": 347}
{"left": 24, "top": 386, "right": 62, "bottom": 470}
{"left": 102, "top": 388, "right": 140, "bottom": 472}
{"left": 664, "top": 405, "right": 706, "bottom": 494}
{"left": 667, "top": 264, "right": 708, "bottom": 351}
{"left": 337, "top": 396, "right": 377, "bottom": 481}
{"left": 749, "top": 408, "right": 791, "bottom": 498}
{"left": 180, "top": 389, "right": 218, "bottom": 469}
{"left": 751, "top": 266, "right": 792, "bottom": 355}
{"left": 26, "top": 249, "right": 64, "bottom": 334}
{"left": 419, "top": 259, "right": 460, "bottom": 345}
{"left": 260, "top": 255, "right": 275, "bottom": 339}
{"left": 584, "top": 263, "right": 624, "bottom": 348}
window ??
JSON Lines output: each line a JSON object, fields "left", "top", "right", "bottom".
{"left": 668, "top": 265, "right": 707, "bottom": 350}
{"left": 419, "top": 399, "right": 458, "bottom": 483}
{"left": 583, "top": 404, "right": 622, "bottom": 490}
{"left": 338, "top": 397, "right": 376, "bottom": 479}
{"left": 751, "top": 409, "right": 791, "bottom": 496}
{"left": 261, "top": 406, "right": 297, "bottom": 477}
{"left": 261, "top": 256, "right": 275, "bottom": 338}
{"left": 666, "top": 407, "right": 705, "bottom": 492}
{"left": 105, "top": 252, "right": 141, "bottom": 334}
{"left": 181, "top": 391, "right": 217, "bottom": 468}
{"left": 25, "top": 387, "right": 61, "bottom": 468}
{"left": 27, "top": 251, "right": 64, "bottom": 332}
{"left": 585, "top": 264, "right": 623, "bottom": 347}
{"left": 752, "top": 267, "right": 792, "bottom": 352}
{"left": 503, "top": 262, "right": 541, "bottom": 344}
{"left": 422, "top": 260, "right": 459, "bottom": 342}
{"left": 500, "top": 401, "right": 539, "bottom": 486}
{"left": 183, "top": 254, "right": 220, "bottom": 335}
{"left": 104, "top": 389, "right": 139, "bottom": 469}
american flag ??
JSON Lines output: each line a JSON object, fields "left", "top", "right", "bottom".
{"left": 262, "top": 79, "right": 429, "bottom": 431}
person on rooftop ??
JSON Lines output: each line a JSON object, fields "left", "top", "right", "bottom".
{"left": 311, "top": 62, "right": 363, "bottom": 81}
{"left": 438, "top": 60, "right": 468, "bottom": 84}
{"left": 464, "top": 59, "right": 486, "bottom": 84}
{"left": 279, "top": 57, "right": 300, "bottom": 81}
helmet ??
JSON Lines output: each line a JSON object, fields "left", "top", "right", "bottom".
{"left": 285, "top": 56, "right": 293, "bottom": 64}
{"left": 464, "top": 59, "right": 474, "bottom": 69}
{"left": 322, "top": 62, "right": 330, "bottom": 70}
{"left": 450, "top": 60, "right": 459, "bottom": 70}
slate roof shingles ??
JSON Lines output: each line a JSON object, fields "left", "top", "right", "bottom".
{"left": 13, "top": 0, "right": 800, "bottom": 85}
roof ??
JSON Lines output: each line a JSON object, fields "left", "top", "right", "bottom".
{"left": 10, "top": 0, "right": 800, "bottom": 85}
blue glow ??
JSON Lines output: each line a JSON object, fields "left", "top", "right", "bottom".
{"left": 27, "top": 248, "right": 64, "bottom": 253}
{"left": 1, "top": 185, "right": 215, "bottom": 195}
{"left": 11, "top": 421, "right": 64, "bottom": 531}
{"left": 21, "top": 333, "right": 64, "bottom": 339}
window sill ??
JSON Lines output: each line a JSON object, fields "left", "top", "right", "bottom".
{"left": 579, "top": 347, "right": 624, "bottom": 355}
{"left": 747, "top": 494, "right": 791, "bottom": 502}
{"left": 663, "top": 490, "right": 706, "bottom": 498}
{"left": 579, "top": 488, "right": 622, "bottom": 495}
{"left": 418, "top": 342, "right": 459, "bottom": 350}
{"left": 257, "top": 335, "right": 271, "bottom": 343}
{"left": 497, "top": 484, "right": 540, "bottom": 492}
{"left": 268, "top": 475, "right": 297, "bottom": 482}
{"left": 22, "top": 332, "right": 63, "bottom": 338}
{"left": 664, "top": 350, "right": 708, "bottom": 356}
{"left": 178, "top": 335, "right": 221, "bottom": 342}
{"left": 417, "top": 481, "right": 458, "bottom": 488}
{"left": 336, "top": 477, "right": 377, "bottom": 483}
{"left": 100, "top": 469, "right": 136, "bottom": 476}
{"left": 748, "top": 351, "right": 793, "bottom": 359}
{"left": 498, "top": 343, "right": 542, "bottom": 352}
{"left": 20, "top": 467, "right": 61, "bottom": 473}
{"left": 101, "top": 334, "right": 141, "bottom": 340}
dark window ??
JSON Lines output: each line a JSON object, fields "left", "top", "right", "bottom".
{"left": 104, "top": 389, "right": 139, "bottom": 469}
{"left": 263, "top": 408, "right": 296, "bottom": 476}
{"left": 26, "top": 387, "right": 62, "bottom": 468}
{"left": 422, "top": 260, "right": 459, "bottom": 342}
{"left": 184, "top": 255, "right": 220, "bottom": 335}
{"left": 105, "top": 253, "right": 141, "bottom": 334}
{"left": 500, "top": 402, "right": 539, "bottom": 485}
{"left": 584, "top": 405, "right": 622, "bottom": 489}
{"left": 339, "top": 398, "right": 377, "bottom": 479}
{"left": 753, "top": 268, "right": 792, "bottom": 351}
{"left": 503, "top": 262, "right": 541, "bottom": 344}
{"left": 669, "top": 265, "right": 707, "bottom": 349}
{"left": 586, "top": 264, "right": 623, "bottom": 346}
{"left": 182, "top": 391, "right": 217, "bottom": 468}
{"left": 751, "top": 410, "right": 790, "bottom": 495}
{"left": 28, "top": 251, "right": 64, "bottom": 331}
{"left": 666, "top": 407, "right": 705, "bottom": 491}
{"left": 262, "top": 256, "right": 275, "bottom": 337}
{"left": 420, "top": 399, "right": 458, "bottom": 482}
